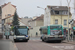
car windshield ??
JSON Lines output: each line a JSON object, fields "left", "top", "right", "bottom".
{"left": 15, "top": 29, "right": 28, "bottom": 35}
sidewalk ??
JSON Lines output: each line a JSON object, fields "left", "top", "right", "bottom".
{"left": 63, "top": 40, "right": 75, "bottom": 45}
{"left": 0, "top": 37, "right": 18, "bottom": 50}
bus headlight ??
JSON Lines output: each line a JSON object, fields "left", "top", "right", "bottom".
{"left": 14, "top": 35, "right": 16, "bottom": 39}
{"left": 26, "top": 37, "right": 28, "bottom": 39}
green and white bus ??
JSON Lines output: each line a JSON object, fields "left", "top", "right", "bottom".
{"left": 39, "top": 25, "right": 65, "bottom": 42}
{"left": 13, "top": 26, "right": 30, "bottom": 42}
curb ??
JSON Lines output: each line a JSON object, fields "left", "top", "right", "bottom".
{"left": 62, "top": 40, "right": 75, "bottom": 45}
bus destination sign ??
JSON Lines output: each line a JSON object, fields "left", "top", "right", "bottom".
{"left": 18, "top": 26, "right": 27, "bottom": 28}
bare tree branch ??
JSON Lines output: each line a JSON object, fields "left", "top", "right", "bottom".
{"left": 69, "top": 0, "right": 71, "bottom": 4}
{"left": 66, "top": 0, "right": 71, "bottom": 6}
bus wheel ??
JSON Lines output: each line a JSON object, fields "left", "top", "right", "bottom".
{"left": 43, "top": 37, "right": 46, "bottom": 42}
{"left": 25, "top": 40, "right": 28, "bottom": 42}
{"left": 58, "top": 40, "right": 61, "bottom": 43}
{"left": 42, "top": 39, "right": 44, "bottom": 42}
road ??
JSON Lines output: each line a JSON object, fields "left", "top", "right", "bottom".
{"left": 14, "top": 37, "right": 75, "bottom": 50}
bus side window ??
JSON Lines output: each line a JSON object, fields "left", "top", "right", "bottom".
{"left": 42, "top": 29, "right": 47, "bottom": 35}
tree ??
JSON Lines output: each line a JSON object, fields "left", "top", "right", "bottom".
{"left": 12, "top": 11, "right": 19, "bottom": 26}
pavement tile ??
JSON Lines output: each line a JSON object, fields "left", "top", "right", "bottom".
{"left": 0, "top": 38, "right": 18, "bottom": 50}
{"left": 62, "top": 40, "right": 75, "bottom": 45}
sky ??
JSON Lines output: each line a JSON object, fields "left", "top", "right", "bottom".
{"left": 0, "top": 0, "right": 74, "bottom": 18}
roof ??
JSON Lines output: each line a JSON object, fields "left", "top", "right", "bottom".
{"left": 28, "top": 14, "right": 44, "bottom": 22}
{"left": 1, "top": 2, "right": 16, "bottom": 8}
{"left": 4, "top": 15, "right": 14, "bottom": 19}
{"left": 47, "top": 6, "right": 68, "bottom": 10}
{"left": 47, "top": 6, "right": 71, "bottom": 15}
{"left": 40, "top": 26, "right": 47, "bottom": 29}
{"left": 3, "top": 15, "right": 21, "bottom": 19}
{"left": 19, "top": 20, "right": 26, "bottom": 25}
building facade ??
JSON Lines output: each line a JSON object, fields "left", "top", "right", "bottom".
{"left": 1, "top": 2, "right": 16, "bottom": 19}
{"left": 44, "top": 6, "right": 72, "bottom": 29}
{"left": 0, "top": 2, "right": 16, "bottom": 32}
{"left": 0, "top": 6, "right": 2, "bottom": 38}
{"left": 20, "top": 17, "right": 32, "bottom": 26}
{"left": 28, "top": 15, "right": 44, "bottom": 28}
{"left": 4, "top": 15, "right": 26, "bottom": 26}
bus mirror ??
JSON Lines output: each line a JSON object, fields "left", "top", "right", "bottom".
{"left": 39, "top": 29, "right": 42, "bottom": 31}
{"left": 28, "top": 28, "right": 29, "bottom": 30}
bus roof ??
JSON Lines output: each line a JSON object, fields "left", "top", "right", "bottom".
{"left": 49, "top": 24, "right": 62, "bottom": 26}
{"left": 40, "top": 26, "right": 47, "bottom": 29}
{"left": 40, "top": 25, "right": 62, "bottom": 29}
{"left": 14, "top": 26, "right": 29, "bottom": 28}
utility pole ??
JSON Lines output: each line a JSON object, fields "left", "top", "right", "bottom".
{"left": 60, "top": 0, "right": 62, "bottom": 6}
{"left": 60, "top": 0, "right": 62, "bottom": 25}
{"left": 67, "top": 0, "right": 71, "bottom": 42}
{"left": 74, "top": 0, "right": 75, "bottom": 14}
{"left": 73, "top": 0, "right": 75, "bottom": 41}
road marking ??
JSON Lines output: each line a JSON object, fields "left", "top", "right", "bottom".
{"left": 14, "top": 43, "right": 18, "bottom": 50}
{"left": 42, "top": 43, "right": 64, "bottom": 50}
{"left": 14, "top": 43, "right": 17, "bottom": 48}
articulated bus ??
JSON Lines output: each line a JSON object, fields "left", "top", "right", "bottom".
{"left": 13, "top": 26, "right": 30, "bottom": 42}
{"left": 39, "top": 25, "right": 65, "bottom": 42}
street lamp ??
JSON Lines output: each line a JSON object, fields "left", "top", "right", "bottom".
{"left": 37, "top": 6, "right": 45, "bottom": 10}
{"left": 67, "top": 0, "right": 71, "bottom": 42}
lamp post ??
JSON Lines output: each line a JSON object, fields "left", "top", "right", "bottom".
{"left": 67, "top": 0, "right": 71, "bottom": 42}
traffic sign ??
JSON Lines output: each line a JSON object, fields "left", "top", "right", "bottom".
{"left": 69, "top": 19, "right": 74, "bottom": 24}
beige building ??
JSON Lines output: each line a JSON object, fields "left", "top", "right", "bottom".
{"left": 44, "top": 6, "right": 72, "bottom": 29}
{"left": 28, "top": 15, "right": 44, "bottom": 28}
{"left": 0, "top": 2, "right": 16, "bottom": 31}
{"left": 4, "top": 15, "right": 26, "bottom": 26}
{"left": 4, "top": 15, "right": 13, "bottom": 25}
{"left": 1, "top": 2, "right": 16, "bottom": 19}
{"left": 20, "top": 17, "right": 32, "bottom": 26}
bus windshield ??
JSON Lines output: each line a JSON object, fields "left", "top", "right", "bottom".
{"left": 50, "top": 26, "right": 62, "bottom": 35}
{"left": 50, "top": 30, "right": 62, "bottom": 35}
{"left": 15, "top": 29, "right": 28, "bottom": 35}
{"left": 50, "top": 26, "right": 62, "bottom": 29}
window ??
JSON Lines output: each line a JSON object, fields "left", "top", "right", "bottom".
{"left": 61, "top": 11, "right": 68, "bottom": 15}
{"left": 55, "top": 19, "right": 58, "bottom": 24}
{"left": 65, "top": 11, "right": 68, "bottom": 15}
{"left": 55, "top": 11, "right": 59, "bottom": 14}
{"left": 8, "top": 14, "right": 11, "bottom": 16}
{"left": 64, "top": 20, "right": 67, "bottom": 25}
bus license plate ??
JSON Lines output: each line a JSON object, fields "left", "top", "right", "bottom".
{"left": 55, "top": 35, "right": 58, "bottom": 37}
{"left": 19, "top": 39, "right": 23, "bottom": 40}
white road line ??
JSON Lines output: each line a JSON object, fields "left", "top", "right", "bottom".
{"left": 42, "top": 43, "right": 64, "bottom": 50}
{"left": 14, "top": 43, "right": 18, "bottom": 50}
